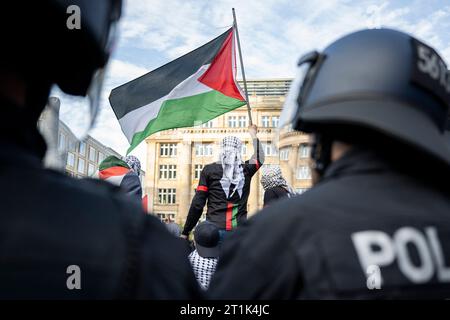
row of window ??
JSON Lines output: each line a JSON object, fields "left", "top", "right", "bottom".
{"left": 191, "top": 115, "right": 282, "bottom": 129}
{"left": 279, "top": 144, "right": 311, "bottom": 160}
{"left": 157, "top": 164, "right": 204, "bottom": 180}
{"left": 67, "top": 155, "right": 97, "bottom": 176}
{"left": 158, "top": 143, "right": 311, "bottom": 161}
{"left": 156, "top": 168, "right": 310, "bottom": 205}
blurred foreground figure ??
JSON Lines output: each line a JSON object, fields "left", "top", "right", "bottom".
{"left": 210, "top": 28, "right": 450, "bottom": 299}
{"left": 0, "top": 1, "right": 200, "bottom": 299}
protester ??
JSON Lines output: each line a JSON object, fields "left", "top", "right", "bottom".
{"left": 96, "top": 155, "right": 143, "bottom": 200}
{"left": 0, "top": 1, "right": 200, "bottom": 299}
{"left": 165, "top": 217, "right": 181, "bottom": 238}
{"left": 260, "top": 165, "right": 294, "bottom": 206}
{"left": 189, "top": 222, "right": 221, "bottom": 290}
{"left": 209, "top": 28, "right": 450, "bottom": 299}
{"left": 125, "top": 155, "right": 142, "bottom": 177}
{"left": 181, "top": 125, "right": 264, "bottom": 243}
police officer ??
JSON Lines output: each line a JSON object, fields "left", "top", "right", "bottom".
{"left": 209, "top": 28, "right": 450, "bottom": 299}
{"left": 0, "top": 1, "right": 200, "bottom": 299}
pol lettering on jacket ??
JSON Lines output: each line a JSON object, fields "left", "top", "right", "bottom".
{"left": 352, "top": 226, "right": 450, "bottom": 285}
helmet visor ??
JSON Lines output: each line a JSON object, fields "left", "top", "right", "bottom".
{"left": 279, "top": 50, "right": 322, "bottom": 129}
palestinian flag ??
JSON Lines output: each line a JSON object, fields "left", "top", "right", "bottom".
{"left": 95, "top": 155, "right": 131, "bottom": 185}
{"left": 109, "top": 27, "right": 246, "bottom": 153}
{"left": 95, "top": 155, "right": 143, "bottom": 201}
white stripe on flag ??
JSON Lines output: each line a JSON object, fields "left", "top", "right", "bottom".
{"left": 118, "top": 64, "right": 212, "bottom": 142}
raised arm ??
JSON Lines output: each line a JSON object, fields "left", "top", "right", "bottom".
{"left": 247, "top": 124, "right": 265, "bottom": 174}
{"left": 181, "top": 167, "right": 208, "bottom": 237}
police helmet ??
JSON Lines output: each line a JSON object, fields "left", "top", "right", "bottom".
{"left": 0, "top": 1, "right": 122, "bottom": 136}
{"left": 280, "top": 28, "right": 450, "bottom": 167}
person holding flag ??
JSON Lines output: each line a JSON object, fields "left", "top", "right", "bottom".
{"left": 181, "top": 124, "right": 264, "bottom": 243}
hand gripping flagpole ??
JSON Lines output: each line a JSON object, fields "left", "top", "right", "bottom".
{"left": 232, "top": 8, "right": 253, "bottom": 125}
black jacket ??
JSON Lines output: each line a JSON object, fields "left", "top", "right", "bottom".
{"left": 182, "top": 138, "right": 264, "bottom": 235}
{"left": 209, "top": 148, "right": 450, "bottom": 299}
{"left": 263, "top": 186, "right": 290, "bottom": 207}
{"left": 0, "top": 131, "right": 201, "bottom": 299}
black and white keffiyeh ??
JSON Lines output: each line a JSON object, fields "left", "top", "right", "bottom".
{"left": 219, "top": 136, "right": 245, "bottom": 198}
{"left": 261, "top": 165, "right": 294, "bottom": 194}
{"left": 125, "top": 155, "right": 141, "bottom": 177}
{"left": 188, "top": 250, "right": 218, "bottom": 290}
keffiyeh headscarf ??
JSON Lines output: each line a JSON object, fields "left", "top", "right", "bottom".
{"left": 261, "top": 165, "right": 294, "bottom": 194}
{"left": 125, "top": 155, "right": 141, "bottom": 177}
{"left": 219, "top": 136, "right": 245, "bottom": 198}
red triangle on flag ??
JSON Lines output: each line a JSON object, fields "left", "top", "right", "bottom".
{"left": 198, "top": 28, "right": 245, "bottom": 101}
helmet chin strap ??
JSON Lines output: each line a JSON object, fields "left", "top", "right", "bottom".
{"left": 310, "top": 133, "right": 333, "bottom": 179}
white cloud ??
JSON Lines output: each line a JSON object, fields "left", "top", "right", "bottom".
{"left": 82, "top": 0, "right": 450, "bottom": 170}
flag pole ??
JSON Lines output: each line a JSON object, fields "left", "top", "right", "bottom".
{"left": 232, "top": 8, "right": 253, "bottom": 125}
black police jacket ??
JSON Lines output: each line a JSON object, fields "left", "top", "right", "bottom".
{"left": 0, "top": 136, "right": 201, "bottom": 299}
{"left": 209, "top": 148, "right": 450, "bottom": 299}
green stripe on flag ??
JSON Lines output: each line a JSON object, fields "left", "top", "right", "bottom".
{"left": 99, "top": 155, "right": 129, "bottom": 171}
{"left": 231, "top": 203, "right": 239, "bottom": 228}
{"left": 127, "top": 90, "right": 246, "bottom": 154}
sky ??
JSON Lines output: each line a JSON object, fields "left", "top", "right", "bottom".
{"left": 66, "top": 0, "right": 450, "bottom": 166}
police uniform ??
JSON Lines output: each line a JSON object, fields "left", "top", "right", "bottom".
{"left": 210, "top": 147, "right": 450, "bottom": 299}
{"left": 0, "top": 2, "right": 201, "bottom": 299}
{"left": 209, "top": 28, "right": 450, "bottom": 299}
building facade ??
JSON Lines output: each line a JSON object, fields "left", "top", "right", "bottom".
{"left": 144, "top": 79, "right": 312, "bottom": 225}
{"left": 57, "top": 121, "right": 123, "bottom": 178}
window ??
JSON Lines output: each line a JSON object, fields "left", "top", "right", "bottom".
{"left": 194, "top": 164, "right": 204, "bottom": 179}
{"left": 88, "top": 163, "right": 95, "bottom": 176}
{"left": 280, "top": 147, "right": 290, "bottom": 160}
{"left": 156, "top": 213, "right": 176, "bottom": 222}
{"left": 299, "top": 143, "right": 311, "bottom": 158}
{"left": 195, "top": 143, "right": 213, "bottom": 156}
{"left": 296, "top": 188, "right": 309, "bottom": 194}
{"left": 98, "top": 152, "right": 105, "bottom": 164}
{"left": 67, "top": 152, "right": 75, "bottom": 167}
{"left": 159, "top": 165, "right": 177, "bottom": 179}
{"left": 160, "top": 143, "right": 177, "bottom": 157}
{"left": 58, "top": 133, "right": 66, "bottom": 151}
{"left": 228, "top": 116, "right": 237, "bottom": 128}
{"left": 202, "top": 120, "right": 213, "bottom": 128}
{"left": 89, "top": 146, "right": 96, "bottom": 162}
{"left": 297, "top": 166, "right": 311, "bottom": 180}
{"left": 158, "top": 188, "right": 176, "bottom": 204}
{"left": 238, "top": 116, "right": 247, "bottom": 128}
{"left": 263, "top": 142, "right": 278, "bottom": 156}
{"left": 241, "top": 143, "right": 247, "bottom": 157}
{"left": 79, "top": 141, "right": 86, "bottom": 156}
{"left": 261, "top": 116, "right": 270, "bottom": 127}
{"left": 272, "top": 116, "right": 279, "bottom": 128}
{"left": 77, "top": 158, "right": 85, "bottom": 174}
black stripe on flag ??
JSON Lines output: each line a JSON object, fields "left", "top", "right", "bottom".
{"left": 109, "top": 28, "right": 233, "bottom": 120}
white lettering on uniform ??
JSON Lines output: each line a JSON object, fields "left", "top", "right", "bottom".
{"left": 393, "top": 227, "right": 434, "bottom": 283}
{"left": 426, "top": 227, "right": 450, "bottom": 282}
{"left": 352, "top": 226, "right": 450, "bottom": 286}
{"left": 352, "top": 231, "right": 395, "bottom": 286}
{"left": 416, "top": 43, "right": 450, "bottom": 93}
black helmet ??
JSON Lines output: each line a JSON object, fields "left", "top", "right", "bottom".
{"left": 0, "top": 0, "right": 122, "bottom": 96}
{"left": 280, "top": 28, "right": 450, "bottom": 167}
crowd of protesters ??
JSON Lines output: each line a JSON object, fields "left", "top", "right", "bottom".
{"left": 2, "top": 0, "right": 450, "bottom": 300}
